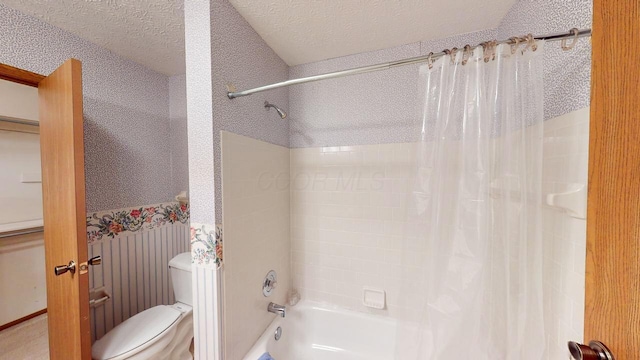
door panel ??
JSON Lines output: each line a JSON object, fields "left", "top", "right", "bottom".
{"left": 585, "top": 0, "right": 640, "bottom": 357}
{"left": 39, "top": 59, "right": 90, "bottom": 359}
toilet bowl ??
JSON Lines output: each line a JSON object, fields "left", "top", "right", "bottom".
{"left": 92, "top": 252, "right": 194, "bottom": 360}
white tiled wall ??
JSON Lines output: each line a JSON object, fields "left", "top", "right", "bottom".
{"left": 290, "top": 143, "right": 416, "bottom": 317}
{"left": 541, "top": 107, "right": 589, "bottom": 359}
{"left": 289, "top": 107, "right": 589, "bottom": 359}
{"left": 221, "top": 131, "right": 291, "bottom": 360}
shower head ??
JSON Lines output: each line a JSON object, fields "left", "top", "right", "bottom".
{"left": 264, "top": 101, "right": 287, "bottom": 119}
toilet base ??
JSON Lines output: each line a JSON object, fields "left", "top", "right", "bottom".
{"left": 155, "top": 311, "right": 193, "bottom": 360}
{"left": 123, "top": 311, "right": 193, "bottom": 360}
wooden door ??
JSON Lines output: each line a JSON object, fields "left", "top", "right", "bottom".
{"left": 38, "top": 59, "right": 91, "bottom": 359}
{"left": 584, "top": 0, "right": 640, "bottom": 358}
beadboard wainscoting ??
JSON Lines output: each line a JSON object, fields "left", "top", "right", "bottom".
{"left": 190, "top": 222, "right": 223, "bottom": 360}
{"left": 87, "top": 203, "right": 190, "bottom": 342}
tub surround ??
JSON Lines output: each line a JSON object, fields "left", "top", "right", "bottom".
{"left": 289, "top": 108, "right": 589, "bottom": 359}
{"left": 221, "top": 131, "right": 291, "bottom": 360}
{"left": 290, "top": 142, "right": 414, "bottom": 318}
{"left": 224, "top": 107, "right": 589, "bottom": 359}
{"left": 540, "top": 108, "right": 589, "bottom": 358}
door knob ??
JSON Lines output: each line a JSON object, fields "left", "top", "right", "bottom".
{"left": 568, "top": 341, "right": 614, "bottom": 360}
{"left": 89, "top": 255, "right": 102, "bottom": 266}
{"left": 54, "top": 260, "right": 76, "bottom": 276}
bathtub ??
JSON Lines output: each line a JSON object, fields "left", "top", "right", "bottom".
{"left": 243, "top": 301, "right": 396, "bottom": 360}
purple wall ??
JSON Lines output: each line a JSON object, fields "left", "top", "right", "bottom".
{"left": 0, "top": 3, "right": 186, "bottom": 212}
{"left": 210, "top": 0, "right": 289, "bottom": 223}
{"left": 288, "top": 0, "right": 592, "bottom": 148}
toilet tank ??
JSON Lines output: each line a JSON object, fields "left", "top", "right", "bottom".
{"left": 168, "top": 252, "right": 193, "bottom": 306}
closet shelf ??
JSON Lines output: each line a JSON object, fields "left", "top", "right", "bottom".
{"left": 0, "top": 219, "right": 44, "bottom": 238}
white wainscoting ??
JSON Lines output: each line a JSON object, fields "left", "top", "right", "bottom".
{"left": 89, "top": 222, "right": 190, "bottom": 342}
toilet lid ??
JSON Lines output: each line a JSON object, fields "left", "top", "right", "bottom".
{"left": 92, "top": 305, "right": 182, "bottom": 360}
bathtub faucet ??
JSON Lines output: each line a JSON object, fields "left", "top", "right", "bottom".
{"left": 268, "top": 302, "right": 286, "bottom": 317}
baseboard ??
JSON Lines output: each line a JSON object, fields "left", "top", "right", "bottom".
{"left": 0, "top": 308, "right": 47, "bottom": 332}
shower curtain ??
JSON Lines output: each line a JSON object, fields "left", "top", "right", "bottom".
{"left": 394, "top": 41, "right": 545, "bottom": 359}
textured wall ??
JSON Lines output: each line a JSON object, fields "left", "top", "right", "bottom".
{"left": 0, "top": 4, "right": 174, "bottom": 212}
{"left": 211, "top": 0, "right": 289, "bottom": 222}
{"left": 183, "top": 2, "right": 220, "bottom": 360}
{"left": 170, "top": 74, "right": 189, "bottom": 197}
{"left": 289, "top": 0, "right": 592, "bottom": 148}
{"left": 496, "top": 0, "right": 592, "bottom": 121}
{"left": 184, "top": 0, "right": 216, "bottom": 226}
{"left": 0, "top": 0, "right": 185, "bottom": 75}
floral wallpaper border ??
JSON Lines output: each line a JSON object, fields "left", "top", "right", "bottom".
{"left": 87, "top": 202, "right": 189, "bottom": 243}
{"left": 190, "top": 222, "right": 223, "bottom": 268}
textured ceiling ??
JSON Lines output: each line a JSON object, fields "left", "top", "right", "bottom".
{"left": 0, "top": 0, "right": 185, "bottom": 75}
{"left": 229, "top": 0, "right": 516, "bottom": 66}
{"left": 1, "top": 0, "right": 517, "bottom": 74}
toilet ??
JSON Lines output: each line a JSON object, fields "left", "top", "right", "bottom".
{"left": 92, "top": 252, "right": 194, "bottom": 360}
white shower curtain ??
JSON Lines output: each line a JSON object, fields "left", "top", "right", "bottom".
{"left": 394, "top": 41, "right": 545, "bottom": 359}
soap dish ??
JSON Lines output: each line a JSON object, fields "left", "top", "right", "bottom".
{"left": 362, "top": 287, "right": 385, "bottom": 309}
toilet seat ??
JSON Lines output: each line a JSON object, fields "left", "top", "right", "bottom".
{"left": 92, "top": 305, "right": 182, "bottom": 360}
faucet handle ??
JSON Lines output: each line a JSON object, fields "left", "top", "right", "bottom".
{"left": 263, "top": 270, "right": 278, "bottom": 296}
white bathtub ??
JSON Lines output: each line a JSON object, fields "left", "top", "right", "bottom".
{"left": 243, "top": 301, "right": 396, "bottom": 360}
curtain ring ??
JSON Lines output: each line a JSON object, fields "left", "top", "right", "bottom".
{"left": 483, "top": 41, "right": 497, "bottom": 62}
{"left": 449, "top": 47, "right": 458, "bottom": 64}
{"left": 461, "top": 45, "right": 472, "bottom": 65}
{"left": 509, "top": 37, "right": 520, "bottom": 55}
{"left": 443, "top": 49, "right": 451, "bottom": 64}
{"left": 491, "top": 40, "right": 498, "bottom": 60}
{"left": 561, "top": 28, "right": 579, "bottom": 51}
{"left": 480, "top": 42, "right": 491, "bottom": 63}
{"left": 427, "top": 52, "right": 435, "bottom": 69}
{"left": 523, "top": 34, "right": 537, "bottom": 53}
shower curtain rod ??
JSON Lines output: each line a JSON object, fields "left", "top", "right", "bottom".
{"left": 227, "top": 28, "right": 591, "bottom": 99}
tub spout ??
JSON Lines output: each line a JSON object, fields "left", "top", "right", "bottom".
{"left": 268, "top": 302, "right": 286, "bottom": 317}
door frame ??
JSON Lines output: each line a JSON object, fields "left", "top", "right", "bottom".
{"left": 0, "top": 63, "right": 44, "bottom": 86}
{"left": 0, "top": 61, "right": 91, "bottom": 359}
